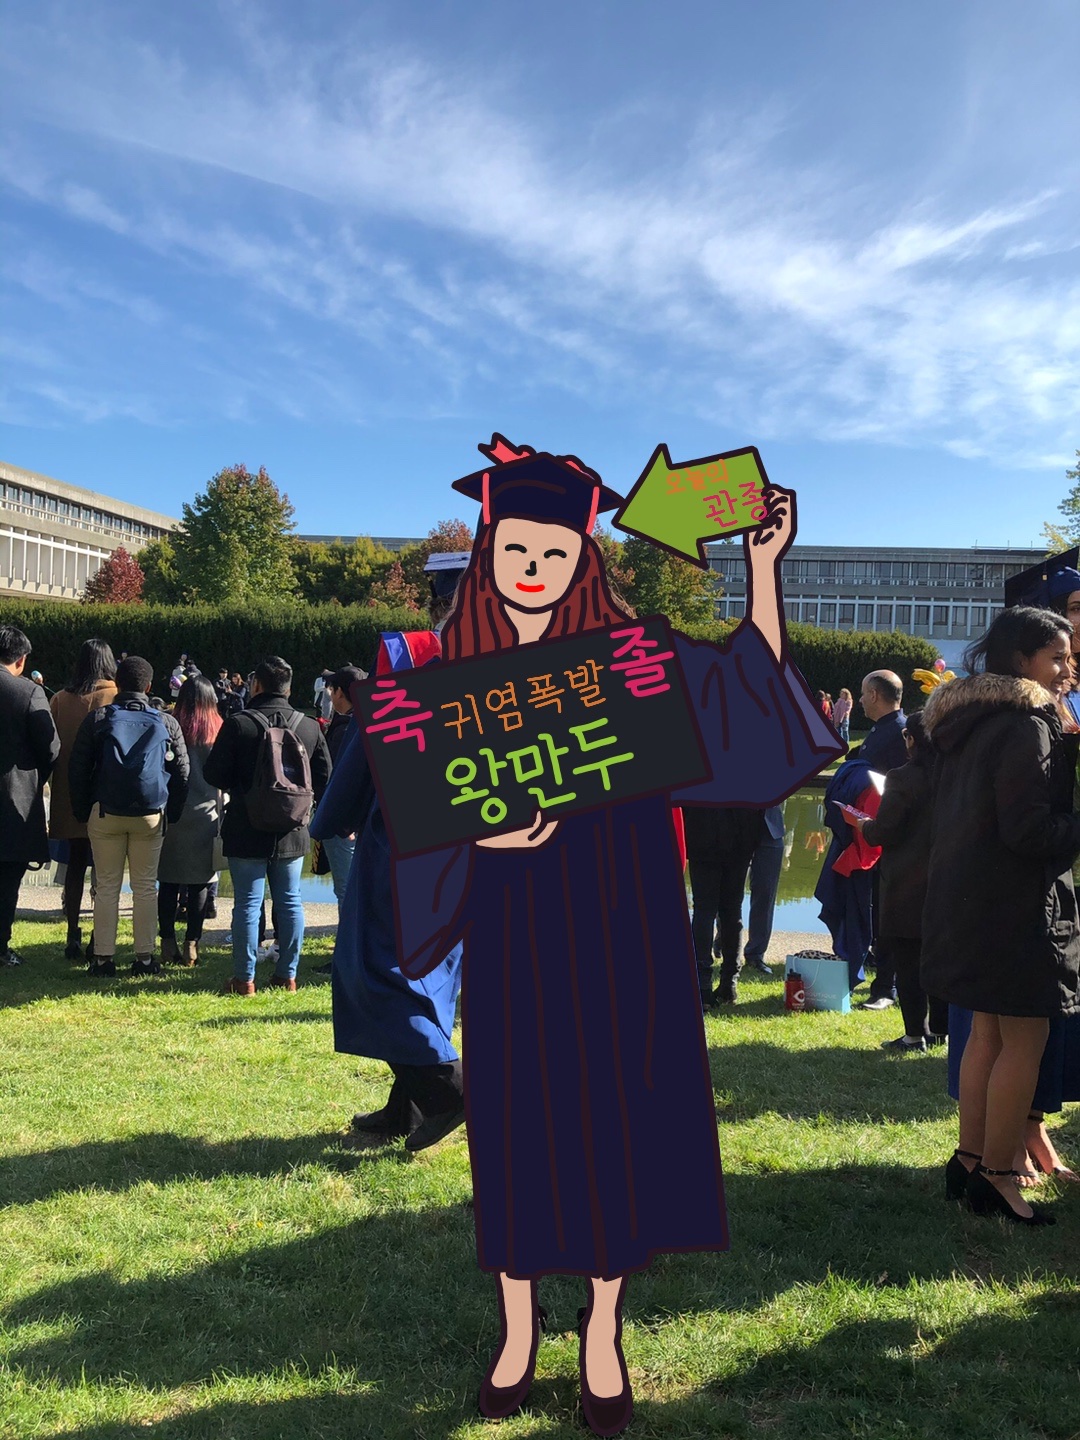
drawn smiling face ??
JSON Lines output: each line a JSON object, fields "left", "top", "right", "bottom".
{"left": 492, "top": 517, "right": 584, "bottom": 611}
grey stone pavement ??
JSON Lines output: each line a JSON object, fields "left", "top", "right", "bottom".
{"left": 15, "top": 878, "right": 827, "bottom": 965}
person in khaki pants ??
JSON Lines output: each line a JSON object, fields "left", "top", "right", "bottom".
{"left": 69, "top": 656, "right": 189, "bottom": 976}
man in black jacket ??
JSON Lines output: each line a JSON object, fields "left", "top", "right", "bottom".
{"left": 0, "top": 625, "right": 60, "bottom": 967}
{"left": 204, "top": 655, "right": 332, "bottom": 995}
{"left": 69, "top": 655, "right": 189, "bottom": 976}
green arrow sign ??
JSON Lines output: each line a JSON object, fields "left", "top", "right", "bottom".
{"left": 613, "top": 444, "right": 771, "bottom": 568}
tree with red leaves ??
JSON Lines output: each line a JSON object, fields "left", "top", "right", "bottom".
{"left": 82, "top": 546, "right": 145, "bottom": 604}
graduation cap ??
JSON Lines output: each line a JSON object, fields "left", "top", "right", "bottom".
{"left": 452, "top": 434, "right": 623, "bottom": 533}
{"left": 423, "top": 550, "right": 472, "bottom": 602}
{"left": 1003, "top": 548, "right": 1080, "bottom": 609}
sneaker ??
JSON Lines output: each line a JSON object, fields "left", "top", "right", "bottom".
{"left": 1, "top": 949, "right": 23, "bottom": 967}
{"left": 89, "top": 958, "right": 117, "bottom": 977}
{"left": 222, "top": 977, "right": 256, "bottom": 996}
{"left": 267, "top": 974, "right": 297, "bottom": 992}
{"left": 880, "top": 1035, "right": 926, "bottom": 1052}
{"left": 131, "top": 956, "right": 162, "bottom": 976}
{"left": 858, "top": 996, "right": 895, "bottom": 1011}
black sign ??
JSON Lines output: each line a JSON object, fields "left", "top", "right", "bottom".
{"left": 354, "top": 617, "right": 709, "bottom": 855}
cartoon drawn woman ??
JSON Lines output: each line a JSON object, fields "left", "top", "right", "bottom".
{"left": 392, "top": 437, "right": 841, "bottom": 1434}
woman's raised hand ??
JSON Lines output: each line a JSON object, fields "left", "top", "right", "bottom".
{"left": 475, "top": 811, "right": 559, "bottom": 850}
{"left": 747, "top": 484, "right": 797, "bottom": 563}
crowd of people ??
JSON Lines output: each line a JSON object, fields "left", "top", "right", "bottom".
{"left": 0, "top": 628, "right": 368, "bottom": 993}
{"left": 2, "top": 605, "right": 1077, "bottom": 1234}
{"left": 3, "top": 495, "right": 1080, "bottom": 1431}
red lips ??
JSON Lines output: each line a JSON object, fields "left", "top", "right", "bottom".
{"left": 515, "top": 582, "right": 546, "bottom": 593}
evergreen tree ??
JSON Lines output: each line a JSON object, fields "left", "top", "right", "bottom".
{"left": 175, "top": 464, "right": 297, "bottom": 603}
{"left": 81, "top": 546, "right": 144, "bottom": 604}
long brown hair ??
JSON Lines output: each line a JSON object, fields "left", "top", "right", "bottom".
{"left": 442, "top": 523, "right": 633, "bottom": 661}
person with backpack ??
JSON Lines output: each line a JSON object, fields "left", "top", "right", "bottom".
{"left": 68, "top": 655, "right": 189, "bottom": 976}
{"left": 203, "top": 655, "right": 332, "bottom": 995}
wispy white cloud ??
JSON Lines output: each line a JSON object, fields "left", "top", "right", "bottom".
{"left": 0, "top": 4, "right": 1078, "bottom": 462}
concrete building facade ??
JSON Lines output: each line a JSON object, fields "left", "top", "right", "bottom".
{"left": 1, "top": 460, "right": 178, "bottom": 602}
{"left": 706, "top": 542, "right": 1044, "bottom": 664}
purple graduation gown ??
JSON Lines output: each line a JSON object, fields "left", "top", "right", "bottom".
{"left": 394, "top": 622, "right": 841, "bottom": 1278}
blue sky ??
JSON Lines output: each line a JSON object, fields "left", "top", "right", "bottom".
{"left": 2, "top": 0, "right": 1078, "bottom": 546}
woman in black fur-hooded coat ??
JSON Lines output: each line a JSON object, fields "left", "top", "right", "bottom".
{"left": 921, "top": 607, "right": 1080, "bottom": 1224}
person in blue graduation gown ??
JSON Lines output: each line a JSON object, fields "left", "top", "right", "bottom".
{"left": 375, "top": 438, "right": 842, "bottom": 1431}
{"left": 311, "top": 633, "right": 465, "bottom": 1151}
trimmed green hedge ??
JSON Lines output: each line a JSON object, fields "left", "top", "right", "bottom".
{"left": 679, "top": 619, "right": 940, "bottom": 728}
{"left": 1, "top": 600, "right": 422, "bottom": 699}
{"left": 5, "top": 600, "right": 939, "bottom": 724}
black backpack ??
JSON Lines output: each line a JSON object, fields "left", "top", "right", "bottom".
{"left": 244, "top": 710, "right": 314, "bottom": 833}
{"left": 96, "top": 703, "right": 171, "bottom": 816}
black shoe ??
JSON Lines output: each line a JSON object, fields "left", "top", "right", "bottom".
{"left": 89, "top": 958, "right": 116, "bottom": 977}
{"left": 65, "top": 930, "right": 83, "bottom": 960}
{"left": 880, "top": 1035, "right": 926, "bottom": 1053}
{"left": 966, "top": 1165, "right": 1055, "bottom": 1225}
{"left": 744, "top": 958, "right": 773, "bottom": 975}
{"left": 131, "top": 956, "right": 162, "bottom": 976}
{"left": 204, "top": 902, "right": 218, "bottom": 920}
{"left": 351, "top": 1107, "right": 413, "bottom": 1139}
{"left": 311, "top": 962, "right": 333, "bottom": 975}
{"left": 715, "top": 978, "right": 738, "bottom": 1005}
{"left": 404, "top": 1106, "right": 467, "bottom": 1152}
{"left": 945, "top": 1147, "right": 980, "bottom": 1201}
{"left": 1, "top": 949, "right": 23, "bottom": 967}
{"left": 926, "top": 1033, "right": 948, "bottom": 1049}
{"left": 579, "top": 1284, "right": 633, "bottom": 1436}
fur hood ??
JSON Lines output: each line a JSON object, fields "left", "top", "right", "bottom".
{"left": 923, "top": 671, "right": 1058, "bottom": 753}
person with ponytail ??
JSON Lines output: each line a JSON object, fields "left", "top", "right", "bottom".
{"left": 389, "top": 437, "right": 841, "bottom": 1432}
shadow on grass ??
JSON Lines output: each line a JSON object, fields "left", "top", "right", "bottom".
{"left": 198, "top": 1010, "right": 329, "bottom": 1027}
{"left": 11, "top": 1251, "right": 1080, "bottom": 1439}
{"left": 707, "top": 1039, "right": 953, "bottom": 1123}
{"left": 0, "top": 935, "right": 332, "bottom": 1009}
{"left": 2, "top": 1130, "right": 406, "bottom": 1206}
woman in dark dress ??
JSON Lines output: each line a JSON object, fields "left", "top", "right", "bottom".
{"left": 390, "top": 438, "right": 840, "bottom": 1432}
{"left": 921, "top": 607, "right": 1080, "bottom": 1226}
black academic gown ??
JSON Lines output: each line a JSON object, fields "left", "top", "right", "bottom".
{"left": 394, "top": 621, "right": 841, "bottom": 1278}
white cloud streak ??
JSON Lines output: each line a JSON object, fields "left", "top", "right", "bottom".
{"left": 1, "top": 6, "right": 1078, "bottom": 461}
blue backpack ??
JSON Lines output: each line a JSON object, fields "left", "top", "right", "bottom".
{"left": 96, "top": 703, "right": 172, "bottom": 816}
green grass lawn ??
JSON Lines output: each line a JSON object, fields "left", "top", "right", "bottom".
{"left": 2, "top": 918, "right": 1079, "bottom": 1440}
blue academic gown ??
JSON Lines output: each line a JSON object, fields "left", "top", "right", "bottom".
{"left": 815, "top": 758, "right": 881, "bottom": 988}
{"left": 312, "top": 726, "right": 462, "bottom": 1067}
{"left": 391, "top": 622, "right": 842, "bottom": 1279}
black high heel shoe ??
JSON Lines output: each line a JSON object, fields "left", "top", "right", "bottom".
{"left": 477, "top": 1282, "right": 546, "bottom": 1420}
{"left": 966, "top": 1165, "right": 1056, "bottom": 1226}
{"left": 944, "top": 1147, "right": 981, "bottom": 1201}
{"left": 579, "top": 1284, "right": 633, "bottom": 1437}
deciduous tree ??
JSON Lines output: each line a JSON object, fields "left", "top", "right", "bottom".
{"left": 81, "top": 546, "right": 144, "bottom": 604}
{"left": 621, "top": 535, "right": 718, "bottom": 627}
{"left": 175, "top": 464, "right": 296, "bottom": 603}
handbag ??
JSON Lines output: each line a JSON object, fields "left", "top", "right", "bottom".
{"left": 784, "top": 955, "right": 852, "bottom": 1013}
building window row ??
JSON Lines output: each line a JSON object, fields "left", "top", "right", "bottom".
{"left": 715, "top": 594, "right": 1002, "bottom": 638}
{"left": 711, "top": 556, "right": 1029, "bottom": 588}
{"left": 0, "top": 480, "right": 165, "bottom": 543}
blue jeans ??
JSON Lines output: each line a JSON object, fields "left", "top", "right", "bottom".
{"left": 321, "top": 835, "right": 356, "bottom": 906}
{"left": 744, "top": 836, "right": 784, "bottom": 965}
{"left": 228, "top": 855, "right": 304, "bottom": 982}
{"left": 838, "top": 719, "right": 850, "bottom": 743}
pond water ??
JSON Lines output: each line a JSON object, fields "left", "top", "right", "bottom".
{"left": 28, "top": 789, "right": 832, "bottom": 933}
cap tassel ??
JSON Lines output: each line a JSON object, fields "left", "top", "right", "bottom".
{"left": 585, "top": 484, "right": 600, "bottom": 534}
{"left": 481, "top": 472, "right": 491, "bottom": 526}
